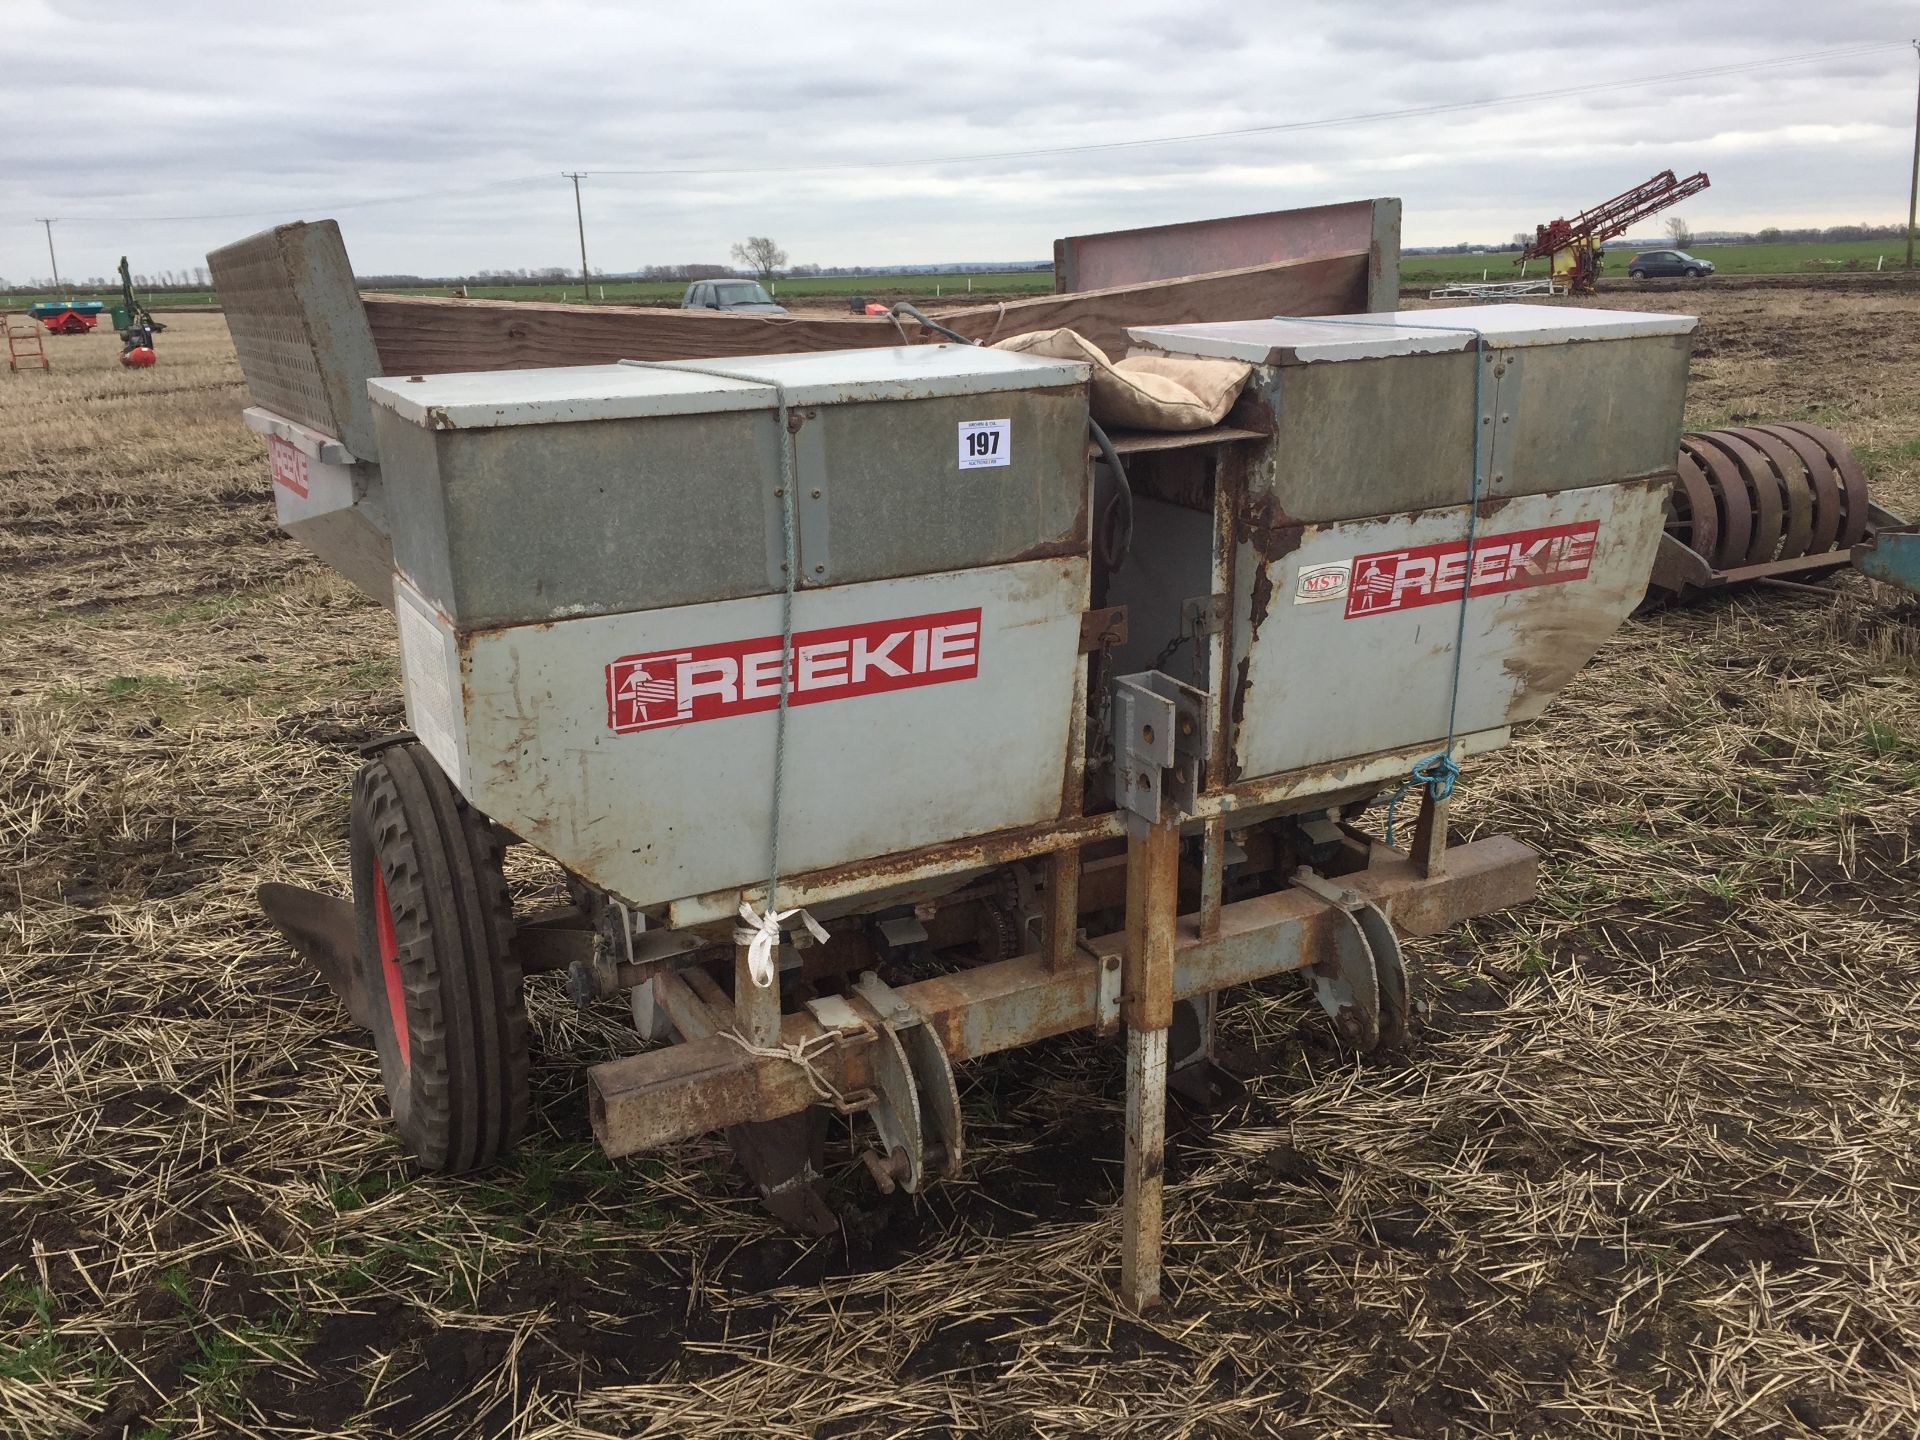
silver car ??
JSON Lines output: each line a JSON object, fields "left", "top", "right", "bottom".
{"left": 681, "top": 279, "right": 787, "bottom": 314}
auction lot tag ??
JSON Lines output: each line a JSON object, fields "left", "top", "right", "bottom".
{"left": 957, "top": 418, "right": 1011, "bottom": 469}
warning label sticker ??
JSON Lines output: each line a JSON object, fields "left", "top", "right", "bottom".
{"left": 606, "top": 608, "right": 982, "bottom": 734}
{"left": 1344, "top": 520, "right": 1600, "bottom": 618}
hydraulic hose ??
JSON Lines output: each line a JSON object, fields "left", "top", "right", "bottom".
{"left": 1089, "top": 418, "right": 1134, "bottom": 575}
{"left": 890, "top": 302, "right": 977, "bottom": 347}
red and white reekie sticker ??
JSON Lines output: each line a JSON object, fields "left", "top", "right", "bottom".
{"left": 267, "top": 435, "right": 309, "bottom": 499}
{"left": 606, "top": 608, "right": 982, "bottom": 734}
{"left": 1345, "top": 520, "right": 1600, "bottom": 618}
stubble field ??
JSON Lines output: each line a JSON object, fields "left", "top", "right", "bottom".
{"left": 2, "top": 277, "right": 1919, "bottom": 1438}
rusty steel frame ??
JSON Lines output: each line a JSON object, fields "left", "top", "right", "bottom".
{"left": 664, "top": 724, "right": 1513, "bottom": 929}
{"left": 1119, "top": 817, "right": 1181, "bottom": 1308}
{"left": 587, "top": 834, "right": 1537, "bottom": 1160}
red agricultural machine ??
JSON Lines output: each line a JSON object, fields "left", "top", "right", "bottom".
{"left": 27, "top": 299, "right": 105, "bottom": 334}
{"left": 1521, "top": 170, "right": 1711, "bottom": 295}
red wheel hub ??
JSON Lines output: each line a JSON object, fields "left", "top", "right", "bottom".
{"left": 372, "top": 866, "right": 409, "bottom": 1068}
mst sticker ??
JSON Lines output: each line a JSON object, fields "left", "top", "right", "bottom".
{"left": 957, "top": 418, "right": 1010, "bottom": 470}
{"left": 1345, "top": 520, "right": 1600, "bottom": 618}
{"left": 1294, "top": 561, "right": 1351, "bottom": 604}
{"left": 607, "top": 608, "right": 981, "bottom": 734}
{"left": 267, "top": 435, "right": 309, "bottom": 499}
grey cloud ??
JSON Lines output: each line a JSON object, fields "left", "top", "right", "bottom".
{"left": 1, "top": 0, "right": 1911, "bottom": 282}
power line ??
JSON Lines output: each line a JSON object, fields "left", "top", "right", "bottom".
{"left": 580, "top": 40, "right": 1909, "bottom": 178}
{"left": 36, "top": 173, "right": 554, "bottom": 228}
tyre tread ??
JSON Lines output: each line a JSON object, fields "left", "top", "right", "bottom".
{"left": 350, "top": 743, "right": 526, "bottom": 1173}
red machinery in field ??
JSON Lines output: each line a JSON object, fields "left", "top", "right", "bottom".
{"left": 1521, "top": 170, "right": 1710, "bottom": 295}
{"left": 27, "top": 300, "right": 106, "bottom": 334}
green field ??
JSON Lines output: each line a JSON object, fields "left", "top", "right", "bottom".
{"left": 5, "top": 240, "right": 1911, "bottom": 313}
{"left": 0, "top": 269, "right": 1054, "bottom": 312}
{"left": 1401, "top": 238, "right": 1912, "bottom": 284}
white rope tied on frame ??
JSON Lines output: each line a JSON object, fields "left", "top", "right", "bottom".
{"left": 716, "top": 1025, "right": 853, "bottom": 1109}
{"left": 733, "top": 900, "right": 829, "bottom": 989}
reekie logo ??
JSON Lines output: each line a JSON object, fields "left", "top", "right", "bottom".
{"left": 1345, "top": 521, "right": 1600, "bottom": 618}
{"left": 606, "top": 609, "right": 982, "bottom": 733}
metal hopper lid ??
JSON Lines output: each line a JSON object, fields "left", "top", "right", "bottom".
{"left": 631, "top": 344, "right": 1089, "bottom": 406}
{"left": 1129, "top": 303, "right": 1697, "bottom": 365}
{"left": 367, "top": 363, "right": 775, "bottom": 430}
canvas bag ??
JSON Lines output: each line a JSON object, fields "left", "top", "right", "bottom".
{"left": 991, "top": 327, "right": 1251, "bottom": 432}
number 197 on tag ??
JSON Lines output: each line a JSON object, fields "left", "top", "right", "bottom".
{"left": 957, "top": 418, "right": 1011, "bottom": 470}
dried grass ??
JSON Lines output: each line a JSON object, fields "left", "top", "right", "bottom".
{"left": 1, "top": 291, "right": 1917, "bottom": 1438}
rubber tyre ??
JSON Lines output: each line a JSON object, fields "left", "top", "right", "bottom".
{"left": 1685, "top": 268, "right": 1702, "bottom": 279}
{"left": 349, "top": 741, "right": 528, "bottom": 1172}
{"left": 1629, "top": 269, "right": 1646, "bottom": 280}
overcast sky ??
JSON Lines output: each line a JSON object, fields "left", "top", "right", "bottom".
{"left": 3, "top": 1, "right": 1914, "bottom": 284}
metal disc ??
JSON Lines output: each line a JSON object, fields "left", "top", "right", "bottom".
{"left": 1729, "top": 426, "right": 1813, "bottom": 561}
{"left": 1307, "top": 906, "right": 1381, "bottom": 1052}
{"left": 1681, "top": 435, "right": 1752, "bottom": 571}
{"left": 1673, "top": 450, "right": 1719, "bottom": 563}
{"left": 898, "top": 1022, "right": 964, "bottom": 1180}
{"left": 1755, "top": 424, "right": 1842, "bottom": 555}
{"left": 1349, "top": 899, "right": 1410, "bottom": 1048}
{"left": 865, "top": 1022, "right": 925, "bottom": 1193}
{"left": 1692, "top": 430, "right": 1783, "bottom": 566}
{"left": 1780, "top": 422, "right": 1871, "bottom": 547}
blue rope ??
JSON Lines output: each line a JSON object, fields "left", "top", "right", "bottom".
{"left": 1267, "top": 314, "right": 1490, "bottom": 846}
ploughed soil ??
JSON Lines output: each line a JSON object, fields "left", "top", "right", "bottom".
{"left": 1, "top": 281, "right": 1917, "bottom": 1438}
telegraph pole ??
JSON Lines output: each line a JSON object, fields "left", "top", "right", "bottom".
{"left": 562, "top": 172, "right": 591, "bottom": 292}
{"left": 36, "top": 218, "right": 61, "bottom": 293}
{"left": 1906, "top": 39, "right": 1918, "bottom": 271}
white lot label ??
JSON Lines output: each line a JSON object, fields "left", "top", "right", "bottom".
{"left": 957, "top": 418, "right": 1011, "bottom": 470}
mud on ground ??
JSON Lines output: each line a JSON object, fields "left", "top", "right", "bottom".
{"left": 1, "top": 288, "right": 1917, "bottom": 1438}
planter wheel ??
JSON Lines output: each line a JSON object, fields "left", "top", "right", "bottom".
{"left": 349, "top": 741, "right": 528, "bottom": 1172}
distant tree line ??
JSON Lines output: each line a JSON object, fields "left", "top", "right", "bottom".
{"left": 1710, "top": 223, "right": 1910, "bottom": 244}
{"left": 1, "top": 265, "right": 213, "bottom": 293}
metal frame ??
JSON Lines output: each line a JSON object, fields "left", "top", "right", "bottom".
{"left": 591, "top": 831, "right": 1535, "bottom": 1299}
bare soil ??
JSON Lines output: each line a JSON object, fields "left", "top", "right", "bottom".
{"left": 1, "top": 284, "right": 1917, "bottom": 1438}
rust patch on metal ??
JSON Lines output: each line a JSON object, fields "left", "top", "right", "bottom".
{"left": 1226, "top": 655, "right": 1252, "bottom": 783}
{"left": 1234, "top": 491, "right": 1306, "bottom": 565}
{"left": 1008, "top": 532, "right": 1091, "bottom": 565}
{"left": 1079, "top": 606, "right": 1128, "bottom": 652}
{"left": 784, "top": 813, "right": 1113, "bottom": 897}
{"left": 1247, "top": 566, "right": 1275, "bottom": 635}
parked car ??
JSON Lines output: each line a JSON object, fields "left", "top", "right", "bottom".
{"left": 680, "top": 279, "right": 787, "bottom": 314}
{"left": 1626, "top": 250, "right": 1714, "bottom": 280}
